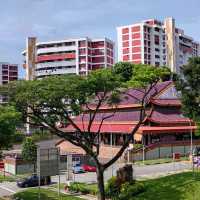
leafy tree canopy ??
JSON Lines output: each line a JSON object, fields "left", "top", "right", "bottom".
{"left": 21, "top": 137, "right": 37, "bottom": 163}
{"left": 0, "top": 105, "right": 21, "bottom": 150}
{"left": 112, "top": 62, "right": 134, "bottom": 82}
{"left": 176, "top": 57, "right": 200, "bottom": 121}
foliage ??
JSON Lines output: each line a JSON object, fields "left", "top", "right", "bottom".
{"left": 0, "top": 105, "right": 21, "bottom": 150}
{"left": 118, "top": 182, "right": 145, "bottom": 200}
{"left": 113, "top": 62, "right": 134, "bottom": 82}
{"left": 105, "top": 176, "right": 120, "bottom": 198}
{"left": 134, "top": 172, "right": 200, "bottom": 200}
{"left": 13, "top": 188, "right": 82, "bottom": 200}
{"left": 176, "top": 57, "right": 200, "bottom": 122}
{"left": 68, "top": 182, "right": 90, "bottom": 194}
{"left": 21, "top": 137, "right": 37, "bottom": 163}
{"left": 127, "top": 64, "right": 170, "bottom": 88}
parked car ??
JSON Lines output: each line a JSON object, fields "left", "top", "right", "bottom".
{"left": 72, "top": 163, "right": 85, "bottom": 174}
{"left": 17, "top": 174, "right": 50, "bottom": 188}
{"left": 82, "top": 164, "right": 96, "bottom": 172}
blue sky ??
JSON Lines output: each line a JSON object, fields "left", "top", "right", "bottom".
{"left": 0, "top": 0, "right": 200, "bottom": 78}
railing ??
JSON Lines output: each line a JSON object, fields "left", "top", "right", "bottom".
{"left": 132, "top": 139, "right": 200, "bottom": 153}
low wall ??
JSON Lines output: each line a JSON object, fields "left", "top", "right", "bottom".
{"left": 130, "top": 144, "right": 199, "bottom": 161}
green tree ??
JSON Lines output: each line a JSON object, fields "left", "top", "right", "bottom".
{"left": 21, "top": 137, "right": 37, "bottom": 171}
{"left": 176, "top": 57, "right": 200, "bottom": 134}
{"left": 113, "top": 62, "right": 134, "bottom": 82}
{"left": 2, "top": 66, "right": 170, "bottom": 200}
{"left": 0, "top": 105, "right": 20, "bottom": 157}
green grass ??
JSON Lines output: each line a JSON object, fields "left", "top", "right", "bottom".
{"left": 13, "top": 188, "right": 84, "bottom": 200}
{"left": 135, "top": 156, "right": 189, "bottom": 165}
{"left": 135, "top": 172, "right": 200, "bottom": 200}
{"left": 0, "top": 174, "right": 16, "bottom": 182}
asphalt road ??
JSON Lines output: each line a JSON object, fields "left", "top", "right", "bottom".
{"left": 52, "top": 161, "right": 192, "bottom": 184}
{"left": 0, "top": 182, "right": 24, "bottom": 197}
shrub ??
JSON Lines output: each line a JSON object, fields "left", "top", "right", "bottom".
{"left": 118, "top": 182, "right": 145, "bottom": 200}
{"left": 68, "top": 182, "right": 89, "bottom": 194}
{"left": 105, "top": 176, "right": 120, "bottom": 199}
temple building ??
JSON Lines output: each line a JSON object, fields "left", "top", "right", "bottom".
{"left": 56, "top": 81, "right": 197, "bottom": 161}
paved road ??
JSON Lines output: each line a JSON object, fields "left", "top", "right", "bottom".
{"left": 0, "top": 182, "right": 24, "bottom": 197}
{"left": 52, "top": 161, "right": 192, "bottom": 184}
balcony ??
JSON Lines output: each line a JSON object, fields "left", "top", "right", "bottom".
{"left": 37, "top": 53, "right": 76, "bottom": 63}
{"left": 35, "top": 67, "right": 76, "bottom": 77}
{"left": 37, "top": 46, "right": 76, "bottom": 54}
{"left": 36, "top": 60, "right": 76, "bottom": 69}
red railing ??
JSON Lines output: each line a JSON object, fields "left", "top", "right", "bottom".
{"left": 37, "top": 53, "right": 76, "bottom": 62}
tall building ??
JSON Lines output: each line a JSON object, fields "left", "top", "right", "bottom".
{"left": 117, "top": 17, "right": 200, "bottom": 73}
{"left": 0, "top": 62, "right": 18, "bottom": 103}
{"left": 23, "top": 37, "right": 114, "bottom": 79}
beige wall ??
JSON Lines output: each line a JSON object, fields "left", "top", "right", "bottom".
{"left": 164, "top": 18, "right": 177, "bottom": 73}
{"left": 26, "top": 37, "right": 36, "bottom": 80}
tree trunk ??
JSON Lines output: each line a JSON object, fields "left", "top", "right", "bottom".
{"left": 96, "top": 166, "right": 106, "bottom": 200}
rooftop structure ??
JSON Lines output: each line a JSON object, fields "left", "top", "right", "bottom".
{"left": 117, "top": 17, "right": 200, "bottom": 73}
{"left": 56, "top": 81, "right": 196, "bottom": 161}
{"left": 0, "top": 62, "right": 18, "bottom": 103}
{"left": 23, "top": 37, "right": 114, "bottom": 79}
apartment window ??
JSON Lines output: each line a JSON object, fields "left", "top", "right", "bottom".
{"left": 162, "top": 35, "right": 165, "bottom": 40}
{"left": 131, "top": 26, "right": 140, "bottom": 32}
{"left": 155, "top": 62, "right": 160, "bottom": 66}
{"left": 154, "top": 35, "right": 160, "bottom": 45}
{"left": 123, "top": 41, "right": 129, "bottom": 47}
{"left": 123, "top": 48, "right": 129, "bottom": 54}
{"left": 163, "top": 49, "right": 166, "bottom": 54}
{"left": 148, "top": 48, "right": 151, "bottom": 53}
{"left": 155, "top": 48, "right": 160, "bottom": 52}
{"left": 123, "top": 55, "right": 129, "bottom": 61}
{"left": 2, "top": 65, "right": 8, "bottom": 70}
{"left": 148, "top": 41, "right": 151, "bottom": 46}
{"left": 154, "top": 27, "right": 160, "bottom": 32}
{"left": 155, "top": 55, "right": 160, "bottom": 59}
{"left": 92, "top": 57, "right": 104, "bottom": 63}
{"left": 79, "top": 49, "right": 86, "bottom": 55}
{"left": 122, "top": 34, "right": 129, "bottom": 41}
{"left": 148, "top": 55, "right": 151, "bottom": 60}
{"left": 122, "top": 28, "right": 129, "bottom": 34}
{"left": 79, "top": 41, "right": 86, "bottom": 47}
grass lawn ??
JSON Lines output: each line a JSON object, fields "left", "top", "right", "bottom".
{"left": 135, "top": 171, "right": 200, "bottom": 200}
{"left": 0, "top": 174, "right": 16, "bottom": 183}
{"left": 13, "top": 188, "right": 84, "bottom": 200}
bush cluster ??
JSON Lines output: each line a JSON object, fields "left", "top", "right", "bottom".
{"left": 68, "top": 182, "right": 98, "bottom": 195}
{"left": 68, "top": 178, "right": 145, "bottom": 200}
{"left": 105, "top": 176, "right": 145, "bottom": 200}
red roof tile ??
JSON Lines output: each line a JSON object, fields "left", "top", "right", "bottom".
{"left": 151, "top": 99, "right": 181, "bottom": 106}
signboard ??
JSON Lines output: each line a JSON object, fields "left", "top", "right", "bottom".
{"left": 37, "top": 148, "right": 60, "bottom": 177}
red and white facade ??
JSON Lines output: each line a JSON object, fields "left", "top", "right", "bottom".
{"left": 0, "top": 62, "right": 18, "bottom": 84}
{"left": 117, "top": 17, "right": 200, "bottom": 73}
{"left": 23, "top": 37, "right": 114, "bottom": 79}
{"left": 0, "top": 62, "right": 18, "bottom": 103}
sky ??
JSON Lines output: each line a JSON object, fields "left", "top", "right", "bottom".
{"left": 0, "top": 0, "right": 200, "bottom": 78}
